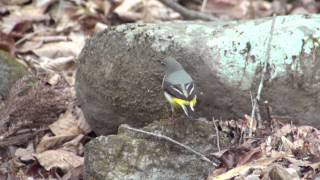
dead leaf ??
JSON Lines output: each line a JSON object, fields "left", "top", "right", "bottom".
{"left": 0, "top": 6, "right": 10, "bottom": 16}
{"left": 262, "top": 164, "right": 300, "bottom": 180}
{"left": 281, "top": 136, "right": 296, "bottom": 152}
{"left": 275, "top": 124, "right": 295, "bottom": 137}
{"left": 47, "top": 73, "right": 61, "bottom": 85}
{"left": 15, "top": 142, "right": 35, "bottom": 163}
{"left": 94, "top": 22, "right": 108, "bottom": 33}
{"left": 208, "top": 154, "right": 284, "bottom": 180}
{"left": 204, "top": 0, "right": 250, "bottom": 19}
{"left": 237, "top": 147, "right": 262, "bottom": 166}
{"left": 16, "top": 39, "right": 43, "bottom": 53}
{"left": 220, "top": 147, "right": 253, "bottom": 169}
{"left": 1, "top": 4, "right": 50, "bottom": 34}
{"left": 6, "top": 0, "right": 31, "bottom": 5}
{"left": 49, "top": 110, "right": 82, "bottom": 136}
{"left": 39, "top": 56, "right": 75, "bottom": 72}
{"left": 62, "top": 165, "right": 83, "bottom": 180}
{"left": 0, "top": 31, "right": 16, "bottom": 55}
{"left": 114, "top": 0, "right": 142, "bottom": 15}
{"left": 62, "top": 134, "right": 85, "bottom": 155}
{"left": 35, "top": 149, "right": 84, "bottom": 172}
{"left": 36, "top": 133, "right": 77, "bottom": 153}
{"left": 244, "top": 114, "right": 257, "bottom": 133}
{"left": 142, "top": 0, "right": 180, "bottom": 22}
{"left": 10, "top": 20, "right": 33, "bottom": 39}
{"left": 79, "top": 15, "right": 106, "bottom": 35}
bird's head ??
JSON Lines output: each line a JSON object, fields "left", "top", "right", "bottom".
{"left": 161, "top": 57, "right": 182, "bottom": 72}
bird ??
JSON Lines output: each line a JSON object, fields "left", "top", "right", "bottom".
{"left": 161, "top": 57, "right": 197, "bottom": 119}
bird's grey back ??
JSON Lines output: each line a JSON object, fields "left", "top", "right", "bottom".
{"left": 166, "top": 70, "right": 193, "bottom": 85}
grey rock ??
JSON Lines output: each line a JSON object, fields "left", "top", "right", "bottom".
{"left": 0, "top": 50, "right": 29, "bottom": 100}
{"left": 77, "top": 15, "right": 320, "bottom": 135}
{"left": 85, "top": 120, "right": 231, "bottom": 180}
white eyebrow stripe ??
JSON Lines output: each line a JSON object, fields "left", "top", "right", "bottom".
{"left": 171, "top": 86, "right": 184, "bottom": 95}
{"left": 186, "top": 83, "right": 192, "bottom": 90}
{"left": 189, "top": 85, "right": 194, "bottom": 94}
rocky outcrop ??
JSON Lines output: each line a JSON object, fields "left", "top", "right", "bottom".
{"left": 0, "top": 50, "right": 29, "bottom": 100}
{"left": 76, "top": 15, "right": 320, "bottom": 135}
{"left": 85, "top": 120, "right": 231, "bottom": 180}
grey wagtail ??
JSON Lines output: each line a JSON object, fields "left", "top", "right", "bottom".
{"left": 162, "top": 57, "right": 197, "bottom": 118}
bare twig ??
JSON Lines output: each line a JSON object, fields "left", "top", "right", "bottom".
{"left": 15, "top": 31, "right": 39, "bottom": 46}
{"left": 201, "top": 0, "right": 208, "bottom": 12}
{"left": 158, "top": 0, "right": 217, "bottom": 21}
{"left": 0, "top": 128, "right": 48, "bottom": 147}
{"left": 212, "top": 118, "right": 221, "bottom": 152}
{"left": 36, "top": 35, "right": 70, "bottom": 43}
{"left": 123, "top": 124, "right": 220, "bottom": 167}
{"left": 249, "top": 14, "right": 277, "bottom": 136}
{"left": 264, "top": 100, "right": 272, "bottom": 127}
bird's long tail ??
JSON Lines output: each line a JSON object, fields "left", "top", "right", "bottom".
{"left": 180, "top": 104, "right": 195, "bottom": 119}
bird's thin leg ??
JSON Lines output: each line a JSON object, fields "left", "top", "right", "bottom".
{"left": 170, "top": 105, "right": 176, "bottom": 123}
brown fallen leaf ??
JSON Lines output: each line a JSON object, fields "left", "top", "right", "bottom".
{"left": 62, "top": 134, "right": 85, "bottom": 155}
{"left": 0, "top": 31, "right": 16, "bottom": 55}
{"left": 237, "top": 147, "right": 262, "bottom": 166}
{"left": 47, "top": 73, "right": 61, "bottom": 86}
{"left": 39, "top": 56, "right": 75, "bottom": 72}
{"left": 15, "top": 142, "right": 35, "bottom": 163}
{"left": 49, "top": 110, "right": 83, "bottom": 136}
{"left": 142, "top": 0, "right": 180, "bottom": 22}
{"left": 79, "top": 15, "right": 107, "bottom": 35}
{"left": 36, "top": 133, "right": 77, "bottom": 153}
{"left": 62, "top": 165, "right": 83, "bottom": 180}
{"left": 281, "top": 135, "right": 296, "bottom": 152}
{"left": 1, "top": 4, "right": 50, "bottom": 34}
{"left": 33, "top": 41, "right": 82, "bottom": 59}
{"left": 10, "top": 20, "right": 33, "bottom": 39}
{"left": 16, "top": 39, "right": 43, "bottom": 53}
{"left": 35, "top": 149, "right": 84, "bottom": 172}
{"left": 262, "top": 164, "right": 300, "bottom": 180}
{"left": 208, "top": 153, "right": 284, "bottom": 180}
{"left": 244, "top": 114, "right": 257, "bottom": 133}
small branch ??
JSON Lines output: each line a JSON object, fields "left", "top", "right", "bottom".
{"left": 250, "top": 14, "right": 277, "bottom": 136}
{"left": 15, "top": 31, "right": 38, "bottom": 46}
{"left": 158, "top": 0, "right": 217, "bottom": 21}
{"left": 0, "top": 128, "right": 48, "bottom": 147}
{"left": 212, "top": 118, "right": 221, "bottom": 152}
{"left": 123, "top": 124, "right": 220, "bottom": 167}
{"left": 264, "top": 100, "right": 272, "bottom": 127}
{"left": 201, "top": 0, "right": 208, "bottom": 12}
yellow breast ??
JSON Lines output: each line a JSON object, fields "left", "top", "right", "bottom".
{"left": 172, "top": 96, "right": 197, "bottom": 107}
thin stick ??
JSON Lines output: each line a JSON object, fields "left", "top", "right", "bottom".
{"left": 212, "top": 118, "right": 221, "bottom": 152}
{"left": 264, "top": 100, "right": 272, "bottom": 127}
{"left": 201, "top": 0, "right": 208, "bottom": 12}
{"left": 158, "top": 0, "right": 217, "bottom": 21}
{"left": 123, "top": 124, "right": 219, "bottom": 167}
{"left": 250, "top": 14, "right": 277, "bottom": 136}
{"left": 15, "top": 31, "right": 38, "bottom": 45}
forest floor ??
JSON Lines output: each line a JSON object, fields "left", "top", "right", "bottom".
{"left": 0, "top": 0, "right": 320, "bottom": 179}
